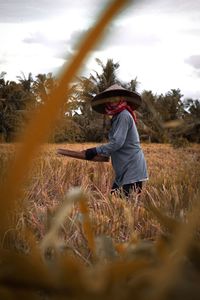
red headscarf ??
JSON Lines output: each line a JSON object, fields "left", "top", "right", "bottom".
{"left": 105, "top": 99, "right": 137, "bottom": 123}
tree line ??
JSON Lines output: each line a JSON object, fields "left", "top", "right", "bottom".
{"left": 0, "top": 59, "right": 200, "bottom": 144}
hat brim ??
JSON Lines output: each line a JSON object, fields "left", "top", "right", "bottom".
{"left": 91, "top": 89, "right": 142, "bottom": 114}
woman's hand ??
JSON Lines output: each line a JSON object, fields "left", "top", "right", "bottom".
{"left": 85, "top": 148, "right": 97, "bottom": 160}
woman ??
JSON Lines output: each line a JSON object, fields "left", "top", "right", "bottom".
{"left": 85, "top": 84, "right": 148, "bottom": 198}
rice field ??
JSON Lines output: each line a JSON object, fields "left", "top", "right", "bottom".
{"left": 1, "top": 143, "right": 199, "bottom": 248}
{"left": 0, "top": 142, "right": 200, "bottom": 299}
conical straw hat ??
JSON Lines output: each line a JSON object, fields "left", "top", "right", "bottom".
{"left": 91, "top": 84, "right": 142, "bottom": 114}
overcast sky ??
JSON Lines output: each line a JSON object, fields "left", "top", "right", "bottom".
{"left": 0, "top": 0, "right": 200, "bottom": 99}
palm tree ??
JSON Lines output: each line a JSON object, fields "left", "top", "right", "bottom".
{"left": 75, "top": 58, "right": 120, "bottom": 140}
{"left": 156, "top": 89, "right": 184, "bottom": 122}
{"left": 91, "top": 58, "right": 120, "bottom": 91}
{"left": 121, "top": 77, "right": 139, "bottom": 92}
{"left": 32, "top": 73, "right": 57, "bottom": 104}
{"left": 0, "top": 72, "right": 36, "bottom": 141}
{"left": 16, "top": 72, "right": 33, "bottom": 92}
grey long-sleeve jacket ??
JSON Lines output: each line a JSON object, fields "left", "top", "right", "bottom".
{"left": 96, "top": 109, "right": 148, "bottom": 187}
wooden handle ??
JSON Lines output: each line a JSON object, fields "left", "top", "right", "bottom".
{"left": 57, "top": 148, "right": 109, "bottom": 162}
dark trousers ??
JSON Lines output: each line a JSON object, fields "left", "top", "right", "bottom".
{"left": 111, "top": 181, "right": 143, "bottom": 198}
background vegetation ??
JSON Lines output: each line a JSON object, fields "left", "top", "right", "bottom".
{"left": 1, "top": 58, "right": 200, "bottom": 144}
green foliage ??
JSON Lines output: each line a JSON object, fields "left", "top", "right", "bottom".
{"left": 48, "top": 116, "right": 83, "bottom": 143}
{"left": 0, "top": 73, "right": 35, "bottom": 141}
{"left": 156, "top": 89, "right": 184, "bottom": 121}
{"left": 32, "top": 72, "right": 57, "bottom": 104}
{"left": 72, "top": 58, "right": 121, "bottom": 141}
{"left": 73, "top": 113, "right": 107, "bottom": 142}
{"left": 181, "top": 99, "right": 200, "bottom": 142}
{"left": 138, "top": 89, "right": 200, "bottom": 143}
{"left": 171, "top": 137, "right": 190, "bottom": 149}
{"left": 0, "top": 63, "right": 200, "bottom": 143}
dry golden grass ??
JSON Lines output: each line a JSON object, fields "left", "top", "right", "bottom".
{"left": 1, "top": 143, "right": 199, "bottom": 247}
{"left": 0, "top": 142, "right": 200, "bottom": 299}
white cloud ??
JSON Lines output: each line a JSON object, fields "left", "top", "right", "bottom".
{"left": 185, "top": 55, "right": 200, "bottom": 70}
{"left": 0, "top": 0, "right": 108, "bottom": 22}
{"left": 0, "top": 0, "right": 200, "bottom": 99}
